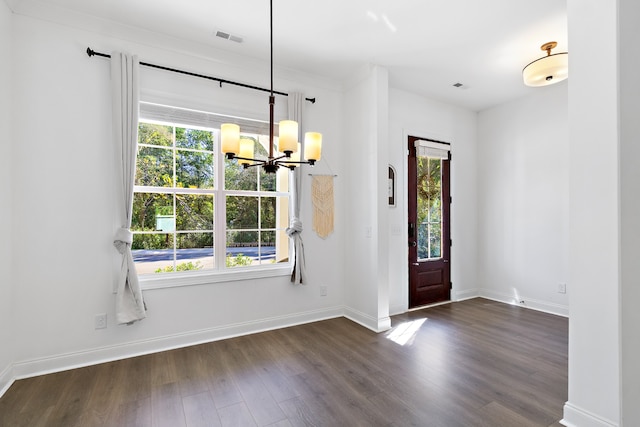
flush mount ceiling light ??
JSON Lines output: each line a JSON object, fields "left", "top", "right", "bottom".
{"left": 522, "top": 41, "right": 568, "bottom": 87}
{"left": 221, "top": 0, "right": 322, "bottom": 173}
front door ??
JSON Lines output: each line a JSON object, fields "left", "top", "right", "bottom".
{"left": 408, "top": 136, "right": 451, "bottom": 308}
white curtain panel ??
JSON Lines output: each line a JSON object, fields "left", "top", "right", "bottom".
{"left": 286, "top": 92, "right": 307, "bottom": 284}
{"left": 111, "top": 52, "right": 146, "bottom": 324}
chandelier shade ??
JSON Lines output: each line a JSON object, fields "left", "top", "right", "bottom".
{"left": 522, "top": 41, "right": 568, "bottom": 87}
{"left": 220, "top": 0, "right": 322, "bottom": 173}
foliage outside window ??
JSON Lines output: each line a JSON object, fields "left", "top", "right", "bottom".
{"left": 416, "top": 157, "right": 442, "bottom": 259}
{"left": 131, "top": 120, "right": 290, "bottom": 276}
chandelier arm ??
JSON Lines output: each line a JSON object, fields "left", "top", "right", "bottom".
{"left": 280, "top": 160, "right": 315, "bottom": 166}
{"left": 241, "top": 162, "right": 265, "bottom": 169}
{"left": 271, "top": 153, "right": 291, "bottom": 162}
{"left": 232, "top": 156, "right": 267, "bottom": 164}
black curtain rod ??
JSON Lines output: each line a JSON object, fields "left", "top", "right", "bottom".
{"left": 86, "top": 47, "right": 316, "bottom": 104}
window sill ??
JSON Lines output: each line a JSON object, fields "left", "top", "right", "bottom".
{"left": 139, "top": 264, "right": 292, "bottom": 290}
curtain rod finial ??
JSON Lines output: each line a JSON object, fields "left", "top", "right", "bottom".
{"left": 86, "top": 47, "right": 95, "bottom": 57}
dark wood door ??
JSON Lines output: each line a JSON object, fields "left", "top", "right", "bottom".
{"left": 408, "top": 136, "right": 451, "bottom": 308}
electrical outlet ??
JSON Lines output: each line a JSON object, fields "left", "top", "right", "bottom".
{"left": 558, "top": 283, "right": 567, "bottom": 294}
{"left": 365, "top": 226, "right": 372, "bottom": 238}
{"left": 320, "top": 285, "right": 328, "bottom": 296}
{"left": 95, "top": 313, "right": 107, "bottom": 329}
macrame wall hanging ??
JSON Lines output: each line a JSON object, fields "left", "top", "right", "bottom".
{"left": 311, "top": 175, "right": 335, "bottom": 239}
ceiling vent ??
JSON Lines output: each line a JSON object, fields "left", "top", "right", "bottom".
{"left": 215, "top": 30, "right": 243, "bottom": 43}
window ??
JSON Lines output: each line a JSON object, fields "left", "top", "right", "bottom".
{"left": 131, "top": 111, "right": 291, "bottom": 283}
{"left": 416, "top": 157, "right": 442, "bottom": 260}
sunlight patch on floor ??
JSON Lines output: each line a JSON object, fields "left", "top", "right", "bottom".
{"left": 385, "top": 318, "right": 427, "bottom": 346}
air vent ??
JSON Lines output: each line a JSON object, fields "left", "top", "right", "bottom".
{"left": 215, "top": 30, "right": 243, "bottom": 43}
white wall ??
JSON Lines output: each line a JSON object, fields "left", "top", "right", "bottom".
{"left": 0, "top": 0, "right": 15, "bottom": 394}
{"left": 387, "top": 88, "right": 478, "bottom": 314}
{"left": 8, "top": 13, "right": 346, "bottom": 378}
{"left": 563, "top": 0, "right": 621, "bottom": 425}
{"left": 619, "top": 0, "right": 640, "bottom": 423}
{"left": 477, "top": 83, "right": 569, "bottom": 316}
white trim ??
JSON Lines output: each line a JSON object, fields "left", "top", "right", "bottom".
{"left": 140, "top": 264, "right": 291, "bottom": 290}
{"left": 343, "top": 306, "right": 391, "bottom": 332}
{"left": 453, "top": 288, "right": 480, "bottom": 301}
{"left": 0, "top": 363, "right": 14, "bottom": 399}
{"left": 407, "top": 300, "right": 453, "bottom": 312}
{"left": 389, "top": 303, "right": 407, "bottom": 316}
{"left": 561, "top": 402, "right": 618, "bottom": 427}
{"left": 10, "top": 306, "right": 343, "bottom": 382}
{"left": 479, "top": 289, "right": 569, "bottom": 318}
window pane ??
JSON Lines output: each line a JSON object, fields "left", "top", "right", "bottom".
{"left": 226, "top": 196, "right": 258, "bottom": 229}
{"left": 138, "top": 123, "right": 173, "bottom": 147}
{"left": 259, "top": 230, "right": 276, "bottom": 265}
{"left": 136, "top": 146, "right": 174, "bottom": 187}
{"left": 176, "top": 150, "right": 214, "bottom": 189}
{"left": 226, "top": 231, "right": 258, "bottom": 268}
{"left": 225, "top": 158, "right": 257, "bottom": 191}
{"left": 176, "top": 232, "right": 213, "bottom": 271}
{"left": 429, "top": 223, "right": 442, "bottom": 258}
{"left": 260, "top": 168, "right": 276, "bottom": 192}
{"left": 132, "top": 193, "right": 173, "bottom": 231}
{"left": 176, "top": 194, "right": 213, "bottom": 231}
{"left": 175, "top": 127, "right": 213, "bottom": 151}
{"left": 260, "top": 197, "right": 277, "bottom": 229}
{"left": 417, "top": 223, "right": 428, "bottom": 260}
{"left": 132, "top": 233, "right": 175, "bottom": 274}
{"left": 417, "top": 157, "right": 443, "bottom": 260}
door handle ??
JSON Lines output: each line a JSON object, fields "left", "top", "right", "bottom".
{"left": 409, "top": 241, "right": 417, "bottom": 247}
{"left": 412, "top": 263, "right": 419, "bottom": 266}
{"left": 443, "top": 259, "right": 449, "bottom": 263}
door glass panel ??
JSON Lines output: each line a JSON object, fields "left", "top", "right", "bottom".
{"left": 417, "top": 157, "right": 442, "bottom": 260}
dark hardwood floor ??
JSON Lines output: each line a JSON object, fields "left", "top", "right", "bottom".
{"left": 0, "top": 298, "right": 568, "bottom": 427}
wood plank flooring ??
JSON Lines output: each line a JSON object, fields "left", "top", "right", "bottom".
{"left": 0, "top": 298, "right": 568, "bottom": 426}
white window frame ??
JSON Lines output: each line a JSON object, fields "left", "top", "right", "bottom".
{"left": 135, "top": 104, "right": 292, "bottom": 290}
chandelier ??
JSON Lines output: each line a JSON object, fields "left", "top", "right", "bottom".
{"left": 522, "top": 41, "right": 568, "bottom": 87}
{"left": 220, "top": 0, "right": 322, "bottom": 173}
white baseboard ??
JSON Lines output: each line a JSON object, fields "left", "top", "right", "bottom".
{"left": 0, "top": 363, "right": 14, "bottom": 399}
{"left": 343, "top": 306, "right": 391, "bottom": 332}
{"left": 479, "top": 289, "right": 569, "bottom": 317}
{"left": 389, "top": 303, "right": 407, "bottom": 316}
{"left": 11, "top": 306, "right": 344, "bottom": 383}
{"left": 453, "top": 288, "right": 480, "bottom": 301}
{"left": 561, "top": 402, "right": 618, "bottom": 427}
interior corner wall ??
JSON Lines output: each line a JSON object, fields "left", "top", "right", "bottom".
{"left": 0, "top": 0, "right": 15, "bottom": 395}
{"left": 619, "top": 0, "right": 640, "bottom": 423}
{"left": 564, "top": 0, "right": 621, "bottom": 426}
{"left": 342, "top": 65, "right": 390, "bottom": 331}
{"left": 476, "top": 83, "right": 569, "bottom": 317}
{"left": 387, "top": 88, "right": 478, "bottom": 315}
{"left": 8, "top": 12, "right": 345, "bottom": 379}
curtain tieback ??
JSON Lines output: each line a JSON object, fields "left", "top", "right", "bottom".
{"left": 114, "top": 227, "right": 133, "bottom": 254}
{"left": 286, "top": 218, "right": 303, "bottom": 237}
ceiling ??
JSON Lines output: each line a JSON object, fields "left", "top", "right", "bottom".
{"left": 7, "top": 0, "right": 568, "bottom": 111}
